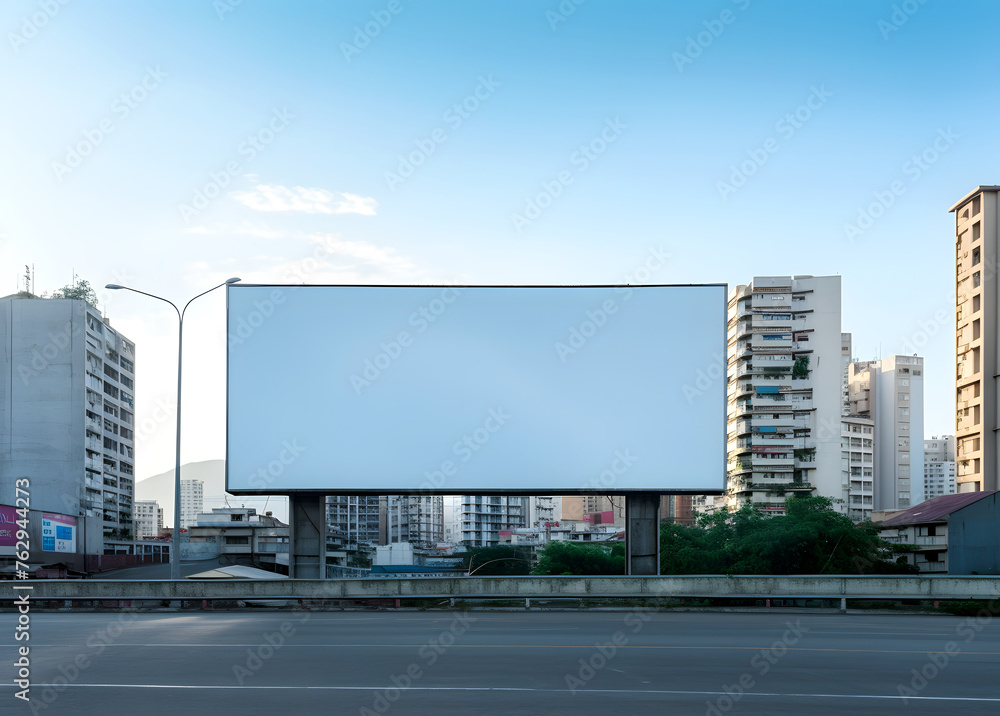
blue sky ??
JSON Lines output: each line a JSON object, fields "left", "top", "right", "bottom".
{"left": 2, "top": 0, "right": 996, "bottom": 484}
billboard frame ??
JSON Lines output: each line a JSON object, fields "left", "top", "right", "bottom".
{"left": 225, "top": 283, "right": 728, "bottom": 497}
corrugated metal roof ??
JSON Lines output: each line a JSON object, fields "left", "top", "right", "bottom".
{"left": 882, "top": 492, "right": 997, "bottom": 527}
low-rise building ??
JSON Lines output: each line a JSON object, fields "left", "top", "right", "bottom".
{"left": 187, "top": 507, "right": 289, "bottom": 571}
{"left": 878, "top": 491, "right": 999, "bottom": 574}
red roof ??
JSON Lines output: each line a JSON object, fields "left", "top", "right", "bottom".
{"left": 881, "top": 491, "right": 997, "bottom": 527}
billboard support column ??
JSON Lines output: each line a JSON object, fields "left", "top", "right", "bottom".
{"left": 625, "top": 493, "right": 660, "bottom": 575}
{"left": 289, "top": 493, "right": 325, "bottom": 579}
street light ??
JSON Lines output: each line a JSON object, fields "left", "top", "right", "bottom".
{"left": 106, "top": 277, "right": 240, "bottom": 579}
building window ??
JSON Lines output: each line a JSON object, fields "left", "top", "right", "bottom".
{"left": 973, "top": 271, "right": 981, "bottom": 288}
{"left": 224, "top": 536, "right": 250, "bottom": 545}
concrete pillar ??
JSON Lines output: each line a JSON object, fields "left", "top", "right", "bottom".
{"left": 626, "top": 493, "right": 661, "bottom": 575}
{"left": 289, "top": 493, "right": 325, "bottom": 579}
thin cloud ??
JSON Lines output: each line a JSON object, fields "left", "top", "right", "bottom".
{"left": 230, "top": 184, "right": 378, "bottom": 216}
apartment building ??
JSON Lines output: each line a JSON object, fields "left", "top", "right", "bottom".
{"left": 0, "top": 294, "right": 136, "bottom": 546}
{"left": 179, "top": 479, "right": 204, "bottom": 528}
{"left": 924, "top": 435, "right": 957, "bottom": 499}
{"left": 726, "top": 276, "right": 844, "bottom": 515}
{"left": 384, "top": 495, "right": 444, "bottom": 547}
{"left": 460, "top": 495, "right": 529, "bottom": 547}
{"left": 134, "top": 499, "right": 163, "bottom": 539}
{"left": 952, "top": 186, "right": 1000, "bottom": 493}
{"left": 326, "top": 495, "right": 381, "bottom": 547}
{"left": 529, "top": 496, "right": 560, "bottom": 526}
{"left": 840, "top": 416, "right": 875, "bottom": 521}
{"left": 849, "top": 356, "right": 926, "bottom": 510}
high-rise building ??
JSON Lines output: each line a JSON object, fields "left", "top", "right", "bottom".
{"left": 179, "top": 479, "right": 204, "bottom": 528}
{"left": 383, "top": 495, "right": 444, "bottom": 547}
{"left": 849, "top": 355, "right": 925, "bottom": 510}
{"left": 460, "top": 495, "right": 528, "bottom": 546}
{"left": 726, "top": 276, "right": 844, "bottom": 515}
{"left": 134, "top": 500, "right": 163, "bottom": 539}
{"left": 924, "top": 435, "right": 957, "bottom": 499}
{"left": 0, "top": 294, "right": 136, "bottom": 541}
{"left": 840, "top": 416, "right": 875, "bottom": 521}
{"left": 952, "top": 186, "right": 1000, "bottom": 493}
{"left": 326, "top": 495, "right": 381, "bottom": 547}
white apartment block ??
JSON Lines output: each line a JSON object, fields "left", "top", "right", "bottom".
{"left": 924, "top": 435, "right": 957, "bottom": 499}
{"left": 134, "top": 499, "right": 163, "bottom": 539}
{"left": 529, "top": 496, "right": 560, "bottom": 526}
{"left": 0, "top": 295, "right": 136, "bottom": 540}
{"left": 952, "top": 186, "right": 1000, "bottom": 493}
{"left": 179, "top": 479, "right": 204, "bottom": 529}
{"left": 460, "top": 495, "right": 529, "bottom": 547}
{"left": 726, "top": 276, "right": 845, "bottom": 515}
{"left": 841, "top": 417, "right": 875, "bottom": 521}
{"left": 849, "top": 356, "right": 925, "bottom": 510}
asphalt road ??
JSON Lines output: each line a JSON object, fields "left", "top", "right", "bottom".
{"left": 2, "top": 609, "right": 1000, "bottom": 715}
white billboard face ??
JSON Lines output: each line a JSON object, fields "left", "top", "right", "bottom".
{"left": 226, "top": 285, "right": 726, "bottom": 494}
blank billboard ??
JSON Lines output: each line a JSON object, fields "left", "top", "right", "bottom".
{"left": 226, "top": 284, "right": 726, "bottom": 494}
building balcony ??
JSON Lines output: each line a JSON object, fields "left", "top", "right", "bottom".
{"left": 751, "top": 456, "right": 794, "bottom": 467}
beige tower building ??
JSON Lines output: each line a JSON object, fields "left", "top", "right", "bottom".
{"left": 951, "top": 186, "right": 1000, "bottom": 493}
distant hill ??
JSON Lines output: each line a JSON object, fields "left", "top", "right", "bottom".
{"left": 135, "top": 460, "right": 288, "bottom": 524}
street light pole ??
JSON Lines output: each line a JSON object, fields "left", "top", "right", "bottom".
{"left": 106, "top": 277, "right": 240, "bottom": 579}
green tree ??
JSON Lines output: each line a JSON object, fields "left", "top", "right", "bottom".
{"left": 461, "top": 545, "right": 532, "bottom": 575}
{"left": 50, "top": 278, "right": 99, "bottom": 308}
{"left": 660, "top": 496, "right": 917, "bottom": 575}
{"left": 533, "top": 541, "right": 625, "bottom": 575}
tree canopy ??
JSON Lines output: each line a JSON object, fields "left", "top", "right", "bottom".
{"left": 533, "top": 541, "right": 625, "bottom": 576}
{"left": 50, "top": 278, "right": 99, "bottom": 308}
{"left": 660, "top": 496, "right": 916, "bottom": 575}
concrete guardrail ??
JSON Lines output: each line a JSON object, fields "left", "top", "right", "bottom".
{"left": 3, "top": 575, "right": 999, "bottom": 603}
